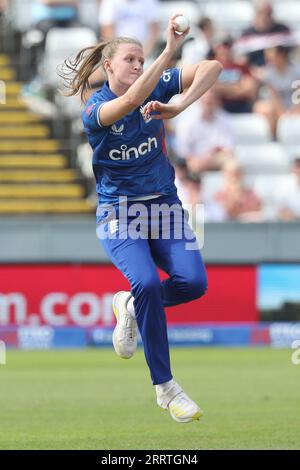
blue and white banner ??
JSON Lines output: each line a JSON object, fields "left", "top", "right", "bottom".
{"left": 1, "top": 323, "right": 299, "bottom": 349}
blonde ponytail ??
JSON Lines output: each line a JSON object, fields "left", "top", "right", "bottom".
{"left": 59, "top": 37, "right": 143, "bottom": 103}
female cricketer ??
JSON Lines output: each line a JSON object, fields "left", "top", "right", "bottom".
{"left": 62, "top": 15, "right": 222, "bottom": 423}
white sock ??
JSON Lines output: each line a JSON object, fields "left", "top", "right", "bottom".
{"left": 155, "top": 379, "right": 174, "bottom": 394}
{"left": 126, "top": 296, "right": 136, "bottom": 319}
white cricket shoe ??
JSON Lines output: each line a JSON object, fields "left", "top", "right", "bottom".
{"left": 112, "top": 291, "right": 137, "bottom": 359}
{"left": 156, "top": 380, "right": 203, "bottom": 423}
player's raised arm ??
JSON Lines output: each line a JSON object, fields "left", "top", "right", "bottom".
{"left": 142, "top": 60, "right": 223, "bottom": 120}
{"left": 99, "top": 15, "right": 190, "bottom": 126}
{"left": 177, "top": 60, "right": 223, "bottom": 109}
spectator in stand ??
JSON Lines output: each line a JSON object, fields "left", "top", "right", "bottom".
{"left": 254, "top": 46, "right": 300, "bottom": 138}
{"left": 237, "top": 0, "right": 291, "bottom": 67}
{"left": 215, "top": 160, "right": 262, "bottom": 221}
{"left": 98, "top": 0, "right": 161, "bottom": 60}
{"left": 210, "top": 34, "right": 258, "bottom": 113}
{"left": 277, "top": 158, "right": 300, "bottom": 221}
{"left": 181, "top": 17, "right": 215, "bottom": 65}
{"left": 0, "top": 0, "right": 7, "bottom": 16}
{"left": 174, "top": 89, "right": 235, "bottom": 174}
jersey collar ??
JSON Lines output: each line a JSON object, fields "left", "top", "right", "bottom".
{"left": 99, "top": 81, "right": 118, "bottom": 100}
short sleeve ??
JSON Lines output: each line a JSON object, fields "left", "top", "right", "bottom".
{"left": 154, "top": 68, "right": 183, "bottom": 103}
{"left": 82, "top": 101, "right": 107, "bottom": 131}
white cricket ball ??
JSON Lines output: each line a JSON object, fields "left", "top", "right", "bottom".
{"left": 174, "top": 15, "right": 189, "bottom": 33}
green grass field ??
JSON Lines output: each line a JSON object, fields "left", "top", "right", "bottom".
{"left": 0, "top": 347, "right": 299, "bottom": 450}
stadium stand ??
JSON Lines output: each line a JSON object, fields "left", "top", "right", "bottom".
{"left": 1, "top": 0, "right": 300, "bottom": 221}
{"left": 277, "top": 115, "right": 300, "bottom": 146}
{"left": 201, "top": 1, "right": 255, "bottom": 35}
{"left": 230, "top": 113, "right": 272, "bottom": 144}
{"left": 6, "top": 0, "right": 34, "bottom": 33}
{"left": 0, "top": 52, "right": 94, "bottom": 214}
{"left": 41, "top": 27, "right": 97, "bottom": 89}
{"left": 235, "top": 143, "right": 289, "bottom": 174}
{"left": 273, "top": 2, "right": 300, "bottom": 30}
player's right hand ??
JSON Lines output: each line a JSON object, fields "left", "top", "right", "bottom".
{"left": 165, "top": 14, "right": 190, "bottom": 54}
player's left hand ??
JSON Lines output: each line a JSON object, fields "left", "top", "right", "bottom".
{"left": 142, "top": 100, "right": 180, "bottom": 120}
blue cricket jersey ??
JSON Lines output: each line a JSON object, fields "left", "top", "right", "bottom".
{"left": 82, "top": 68, "right": 183, "bottom": 206}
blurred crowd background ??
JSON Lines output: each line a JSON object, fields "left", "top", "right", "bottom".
{"left": 1, "top": 0, "right": 300, "bottom": 223}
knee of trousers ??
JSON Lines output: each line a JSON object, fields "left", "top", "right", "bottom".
{"left": 132, "top": 275, "right": 162, "bottom": 299}
{"left": 179, "top": 274, "right": 208, "bottom": 301}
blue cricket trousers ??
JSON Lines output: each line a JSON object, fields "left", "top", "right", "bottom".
{"left": 96, "top": 193, "right": 207, "bottom": 385}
